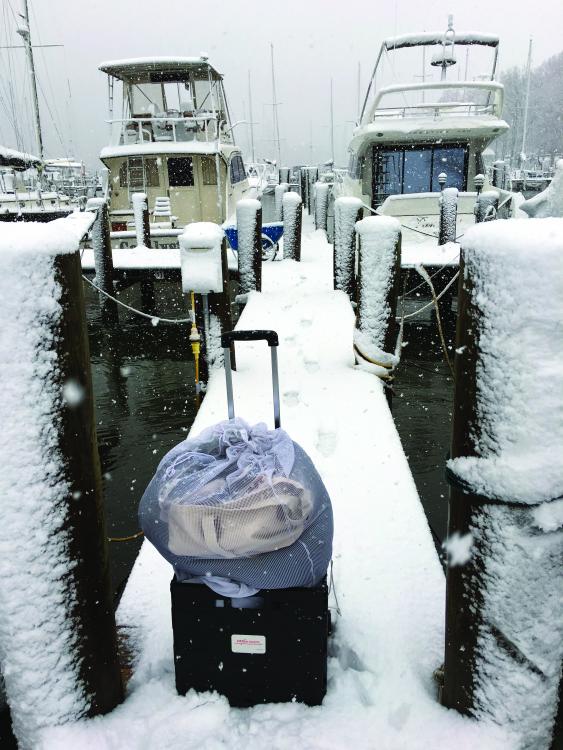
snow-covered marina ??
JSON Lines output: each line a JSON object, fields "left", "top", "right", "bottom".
{"left": 1, "top": 3, "right": 563, "bottom": 747}
{"left": 38, "top": 214, "right": 512, "bottom": 749}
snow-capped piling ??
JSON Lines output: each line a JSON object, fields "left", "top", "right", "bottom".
{"left": 86, "top": 198, "right": 117, "bottom": 324}
{"left": 0, "top": 214, "right": 123, "bottom": 748}
{"left": 131, "top": 192, "right": 151, "bottom": 248}
{"left": 354, "top": 216, "right": 402, "bottom": 384}
{"left": 179, "top": 222, "right": 235, "bottom": 374}
{"left": 314, "top": 182, "right": 330, "bottom": 232}
{"left": 333, "top": 196, "right": 363, "bottom": 298}
{"left": 282, "top": 191, "right": 302, "bottom": 261}
{"left": 236, "top": 198, "right": 262, "bottom": 294}
{"left": 306, "top": 167, "right": 319, "bottom": 214}
{"left": 274, "top": 182, "right": 289, "bottom": 221}
{"left": 438, "top": 187, "right": 458, "bottom": 245}
{"left": 442, "top": 218, "right": 563, "bottom": 749}
{"left": 299, "top": 168, "right": 308, "bottom": 206}
{"left": 474, "top": 190, "right": 499, "bottom": 223}
{"left": 491, "top": 160, "right": 508, "bottom": 190}
{"left": 278, "top": 167, "right": 290, "bottom": 184}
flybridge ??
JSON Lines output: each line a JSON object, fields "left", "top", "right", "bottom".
{"left": 360, "top": 18, "right": 501, "bottom": 127}
{"left": 100, "top": 56, "right": 232, "bottom": 149}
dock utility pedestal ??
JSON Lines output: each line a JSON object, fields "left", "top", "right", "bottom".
{"left": 171, "top": 577, "right": 329, "bottom": 707}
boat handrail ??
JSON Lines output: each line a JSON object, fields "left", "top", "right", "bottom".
{"left": 364, "top": 81, "right": 504, "bottom": 124}
{"left": 106, "top": 113, "right": 232, "bottom": 147}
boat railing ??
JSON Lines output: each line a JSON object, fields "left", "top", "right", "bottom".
{"left": 106, "top": 114, "right": 233, "bottom": 147}
{"left": 364, "top": 81, "right": 504, "bottom": 124}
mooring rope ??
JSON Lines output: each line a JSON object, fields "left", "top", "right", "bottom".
{"left": 82, "top": 274, "right": 193, "bottom": 324}
{"left": 400, "top": 270, "right": 460, "bottom": 320}
{"left": 108, "top": 530, "right": 144, "bottom": 543}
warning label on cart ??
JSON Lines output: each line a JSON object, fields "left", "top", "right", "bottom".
{"left": 231, "top": 634, "right": 266, "bottom": 654}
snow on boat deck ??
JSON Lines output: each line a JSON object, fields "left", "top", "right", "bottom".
{"left": 44, "top": 218, "right": 510, "bottom": 749}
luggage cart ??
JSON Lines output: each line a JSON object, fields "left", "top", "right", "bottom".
{"left": 171, "top": 330, "right": 330, "bottom": 707}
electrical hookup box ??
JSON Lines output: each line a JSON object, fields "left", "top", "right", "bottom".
{"left": 170, "top": 577, "right": 330, "bottom": 707}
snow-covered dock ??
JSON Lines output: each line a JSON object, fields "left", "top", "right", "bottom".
{"left": 44, "top": 217, "right": 511, "bottom": 749}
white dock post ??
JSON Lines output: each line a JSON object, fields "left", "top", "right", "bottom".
{"left": 442, "top": 218, "right": 563, "bottom": 750}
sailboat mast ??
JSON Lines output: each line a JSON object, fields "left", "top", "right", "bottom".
{"left": 330, "top": 78, "right": 334, "bottom": 163}
{"left": 247, "top": 70, "right": 255, "bottom": 163}
{"left": 17, "top": 0, "right": 43, "bottom": 159}
{"left": 520, "top": 37, "right": 533, "bottom": 167}
{"left": 270, "top": 43, "right": 282, "bottom": 167}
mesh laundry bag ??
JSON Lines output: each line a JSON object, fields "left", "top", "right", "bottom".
{"left": 139, "top": 418, "right": 333, "bottom": 591}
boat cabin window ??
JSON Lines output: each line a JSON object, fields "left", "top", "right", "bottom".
{"left": 229, "top": 154, "right": 246, "bottom": 184}
{"left": 167, "top": 157, "right": 194, "bottom": 187}
{"left": 201, "top": 156, "right": 217, "bottom": 185}
{"left": 372, "top": 144, "right": 467, "bottom": 207}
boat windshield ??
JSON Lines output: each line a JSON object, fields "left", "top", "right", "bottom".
{"left": 373, "top": 143, "right": 468, "bottom": 206}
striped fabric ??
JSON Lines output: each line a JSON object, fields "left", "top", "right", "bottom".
{"left": 139, "top": 419, "right": 333, "bottom": 591}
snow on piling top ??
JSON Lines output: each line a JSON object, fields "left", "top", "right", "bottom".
{"left": 282, "top": 191, "right": 302, "bottom": 208}
{"left": 449, "top": 218, "right": 563, "bottom": 504}
{"left": 179, "top": 221, "right": 224, "bottom": 294}
{"left": 0, "top": 212, "right": 93, "bottom": 258}
{"left": 180, "top": 221, "right": 224, "bottom": 249}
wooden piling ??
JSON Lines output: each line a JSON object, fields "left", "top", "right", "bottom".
{"left": 282, "top": 192, "right": 302, "bottom": 261}
{"left": 300, "top": 168, "right": 308, "bottom": 205}
{"left": 86, "top": 198, "right": 118, "bottom": 325}
{"left": 438, "top": 187, "right": 458, "bottom": 245}
{"left": 314, "top": 181, "right": 330, "bottom": 232}
{"left": 279, "top": 167, "right": 290, "bottom": 184}
{"left": 236, "top": 198, "right": 262, "bottom": 294}
{"left": 333, "top": 197, "right": 363, "bottom": 299}
{"left": 0, "top": 214, "right": 122, "bottom": 748}
{"left": 474, "top": 191, "right": 499, "bottom": 223}
{"left": 306, "top": 167, "right": 319, "bottom": 214}
{"left": 441, "top": 219, "right": 563, "bottom": 750}
{"left": 131, "top": 192, "right": 151, "bottom": 248}
{"left": 356, "top": 216, "right": 401, "bottom": 360}
{"left": 274, "top": 182, "right": 289, "bottom": 222}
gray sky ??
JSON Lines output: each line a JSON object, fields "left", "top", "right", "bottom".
{"left": 1, "top": 0, "right": 561, "bottom": 169}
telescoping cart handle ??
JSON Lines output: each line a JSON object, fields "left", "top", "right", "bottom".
{"left": 221, "top": 329, "right": 281, "bottom": 428}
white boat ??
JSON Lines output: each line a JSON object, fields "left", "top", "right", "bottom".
{"left": 98, "top": 57, "right": 253, "bottom": 249}
{"left": 0, "top": 146, "right": 72, "bottom": 221}
{"left": 333, "top": 18, "right": 513, "bottom": 268}
{"left": 0, "top": 2, "right": 72, "bottom": 222}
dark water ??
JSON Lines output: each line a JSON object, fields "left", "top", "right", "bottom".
{"left": 86, "top": 282, "right": 200, "bottom": 595}
{"left": 392, "top": 308, "right": 456, "bottom": 559}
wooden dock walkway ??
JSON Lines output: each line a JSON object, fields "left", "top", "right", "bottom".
{"left": 46, "top": 215, "right": 511, "bottom": 749}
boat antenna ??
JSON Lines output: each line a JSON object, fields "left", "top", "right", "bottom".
{"left": 519, "top": 37, "right": 533, "bottom": 168}
{"left": 270, "top": 43, "right": 282, "bottom": 167}
{"left": 17, "top": 0, "right": 43, "bottom": 159}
